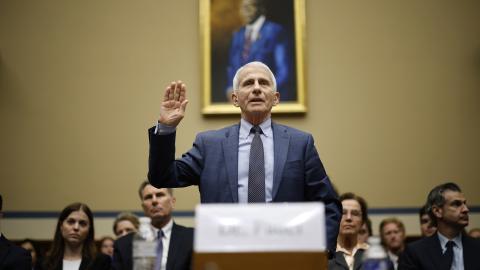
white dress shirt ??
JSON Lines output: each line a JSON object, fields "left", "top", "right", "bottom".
{"left": 152, "top": 219, "right": 173, "bottom": 270}
{"left": 438, "top": 232, "right": 464, "bottom": 270}
{"left": 244, "top": 15, "right": 266, "bottom": 42}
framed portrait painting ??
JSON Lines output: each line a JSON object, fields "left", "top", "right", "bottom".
{"left": 200, "top": 0, "right": 306, "bottom": 114}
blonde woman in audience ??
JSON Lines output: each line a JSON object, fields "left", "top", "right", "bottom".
{"left": 112, "top": 212, "right": 139, "bottom": 238}
{"left": 43, "top": 202, "right": 111, "bottom": 270}
{"left": 379, "top": 218, "right": 406, "bottom": 270}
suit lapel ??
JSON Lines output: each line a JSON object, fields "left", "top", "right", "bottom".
{"left": 166, "top": 223, "right": 179, "bottom": 270}
{"left": 462, "top": 234, "right": 479, "bottom": 270}
{"left": 333, "top": 251, "right": 349, "bottom": 269}
{"left": 427, "top": 234, "right": 447, "bottom": 270}
{"left": 272, "top": 123, "right": 290, "bottom": 199}
{"left": 222, "top": 124, "right": 240, "bottom": 202}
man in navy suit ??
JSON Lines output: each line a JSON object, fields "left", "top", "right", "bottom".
{"left": 0, "top": 194, "right": 32, "bottom": 270}
{"left": 148, "top": 61, "right": 341, "bottom": 254}
{"left": 226, "top": 0, "right": 295, "bottom": 101}
{"left": 112, "top": 182, "right": 193, "bottom": 270}
{"left": 398, "top": 182, "right": 480, "bottom": 270}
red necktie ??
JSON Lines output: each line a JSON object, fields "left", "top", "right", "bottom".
{"left": 242, "top": 28, "right": 252, "bottom": 63}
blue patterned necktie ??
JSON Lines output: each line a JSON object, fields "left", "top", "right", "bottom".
{"left": 154, "top": 230, "right": 164, "bottom": 270}
{"left": 248, "top": 126, "right": 265, "bottom": 202}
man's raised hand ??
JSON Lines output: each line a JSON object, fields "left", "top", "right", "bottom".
{"left": 158, "top": 81, "right": 188, "bottom": 127}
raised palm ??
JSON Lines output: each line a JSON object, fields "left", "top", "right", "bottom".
{"left": 158, "top": 81, "right": 189, "bottom": 127}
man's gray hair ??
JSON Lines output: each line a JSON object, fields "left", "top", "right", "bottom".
{"left": 232, "top": 61, "right": 277, "bottom": 91}
{"left": 425, "top": 182, "right": 462, "bottom": 226}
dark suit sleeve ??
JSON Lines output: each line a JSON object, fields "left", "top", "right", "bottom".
{"left": 304, "top": 134, "right": 342, "bottom": 254}
{"left": 1, "top": 246, "right": 32, "bottom": 270}
{"left": 398, "top": 245, "right": 421, "bottom": 270}
{"left": 93, "top": 254, "right": 112, "bottom": 270}
{"left": 112, "top": 235, "right": 130, "bottom": 270}
{"left": 148, "top": 127, "right": 203, "bottom": 189}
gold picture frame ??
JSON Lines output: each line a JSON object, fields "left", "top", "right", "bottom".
{"left": 200, "top": 0, "right": 307, "bottom": 114}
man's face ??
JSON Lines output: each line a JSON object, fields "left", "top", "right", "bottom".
{"left": 232, "top": 65, "right": 279, "bottom": 122}
{"left": 419, "top": 213, "right": 437, "bottom": 237}
{"left": 381, "top": 222, "right": 405, "bottom": 252}
{"left": 141, "top": 185, "right": 175, "bottom": 223}
{"left": 240, "top": 0, "right": 261, "bottom": 24}
{"left": 339, "top": 199, "right": 363, "bottom": 237}
{"left": 433, "top": 190, "right": 469, "bottom": 230}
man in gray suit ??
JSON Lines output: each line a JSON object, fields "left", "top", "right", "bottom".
{"left": 148, "top": 61, "right": 341, "bottom": 253}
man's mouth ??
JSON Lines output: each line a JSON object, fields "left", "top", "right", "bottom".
{"left": 249, "top": 98, "right": 264, "bottom": 103}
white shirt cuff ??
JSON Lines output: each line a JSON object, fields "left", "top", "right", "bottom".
{"left": 154, "top": 122, "right": 176, "bottom": 135}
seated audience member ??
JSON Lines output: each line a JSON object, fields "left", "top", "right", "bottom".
{"left": 358, "top": 218, "right": 372, "bottom": 245}
{"left": 419, "top": 205, "right": 436, "bottom": 237}
{"left": 399, "top": 182, "right": 480, "bottom": 270}
{"left": 113, "top": 212, "right": 139, "bottom": 238}
{"left": 379, "top": 218, "right": 406, "bottom": 270}
{"left": 43, "top": 202, "right": 111, "bottom": 270}
{"left": 19, "top": 239, "right": 42, "bottom": 270}
{"left": 328, "top": 192, "right": 369, "bottom": 270}
{"left": 0, "top": 194, "right": 32, "bottom": 270}
{"left": 468, "top": 227, "right": 480, "bottom": 238}
{"left": 98, "top": 236, "right": 114, "bottom": 258}
{"left": 113, "top": 181, "right": 193, "bottom": 270}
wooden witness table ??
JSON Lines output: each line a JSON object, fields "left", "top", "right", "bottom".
{"left": 193, "top": 251, "right": 327, "bottom": 270}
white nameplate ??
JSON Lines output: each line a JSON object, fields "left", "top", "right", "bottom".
{"left": 194, "top": 203, "right": 326, "bottom": 252}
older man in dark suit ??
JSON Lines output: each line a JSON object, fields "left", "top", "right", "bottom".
{"left": 113, "top": 182, "right": 193, "bottom": 270}
{"left": 398, "top": 182, "right": 480, "bottom": 270}
{"left": 0, "top": 194, "right": 32, "bottom": 270}
{"left": 148, "top": 61, "right": 341, "bottom": 254}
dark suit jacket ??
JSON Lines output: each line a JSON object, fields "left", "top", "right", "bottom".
{"left": 44, "top": 253, "right": 111, "bottom": 270}
{"left": 328, "top": 249, "right": 365, "bottom": 270}
{"left": 112, "top": 223, "right": 193, "bottom": 270}
{"left": 398, "top": 233, "right": 480, "bottom": 270}
{"left": 227, "top": 20, "right": 295, "bottom": 100}
{"left": 148, "top": 122, "right": 341, "bottom": 253}
{"left": 0, "top": 234, "right": 32, "bottom": 270}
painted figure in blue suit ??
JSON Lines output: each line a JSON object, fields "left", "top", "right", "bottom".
{"left": 226, "top": 0, "right": 295, "bottom": 101}
{"left": 148, "top": 61, "right": 341, "bottom": 255}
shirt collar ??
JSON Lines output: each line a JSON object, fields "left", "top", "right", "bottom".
{"left": 239, "top": 118, "right": 272, "bottom": 140}
{"left": 152, "top": 218, "right": 174, "bottom": 239}
{"left": 336, "top": 242, "right": 369, "bottom": 256}
{"left": 437, "top": 231, "right": 463, "bottom": 251}
{"left": 245, "top": 15, "right": 266, "bottom": 40}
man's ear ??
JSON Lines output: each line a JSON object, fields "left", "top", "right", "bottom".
{"left": 232, "top": 92, "right": 239, "bottom": 107}
{"left": 272, "top": 92, "right": 280, "bottom": 106}
{"left": 171, "top": 197, "right": 176, "bottom": 209}
{"left": 432, "top": 205, "right": 442, "bottom": 219}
